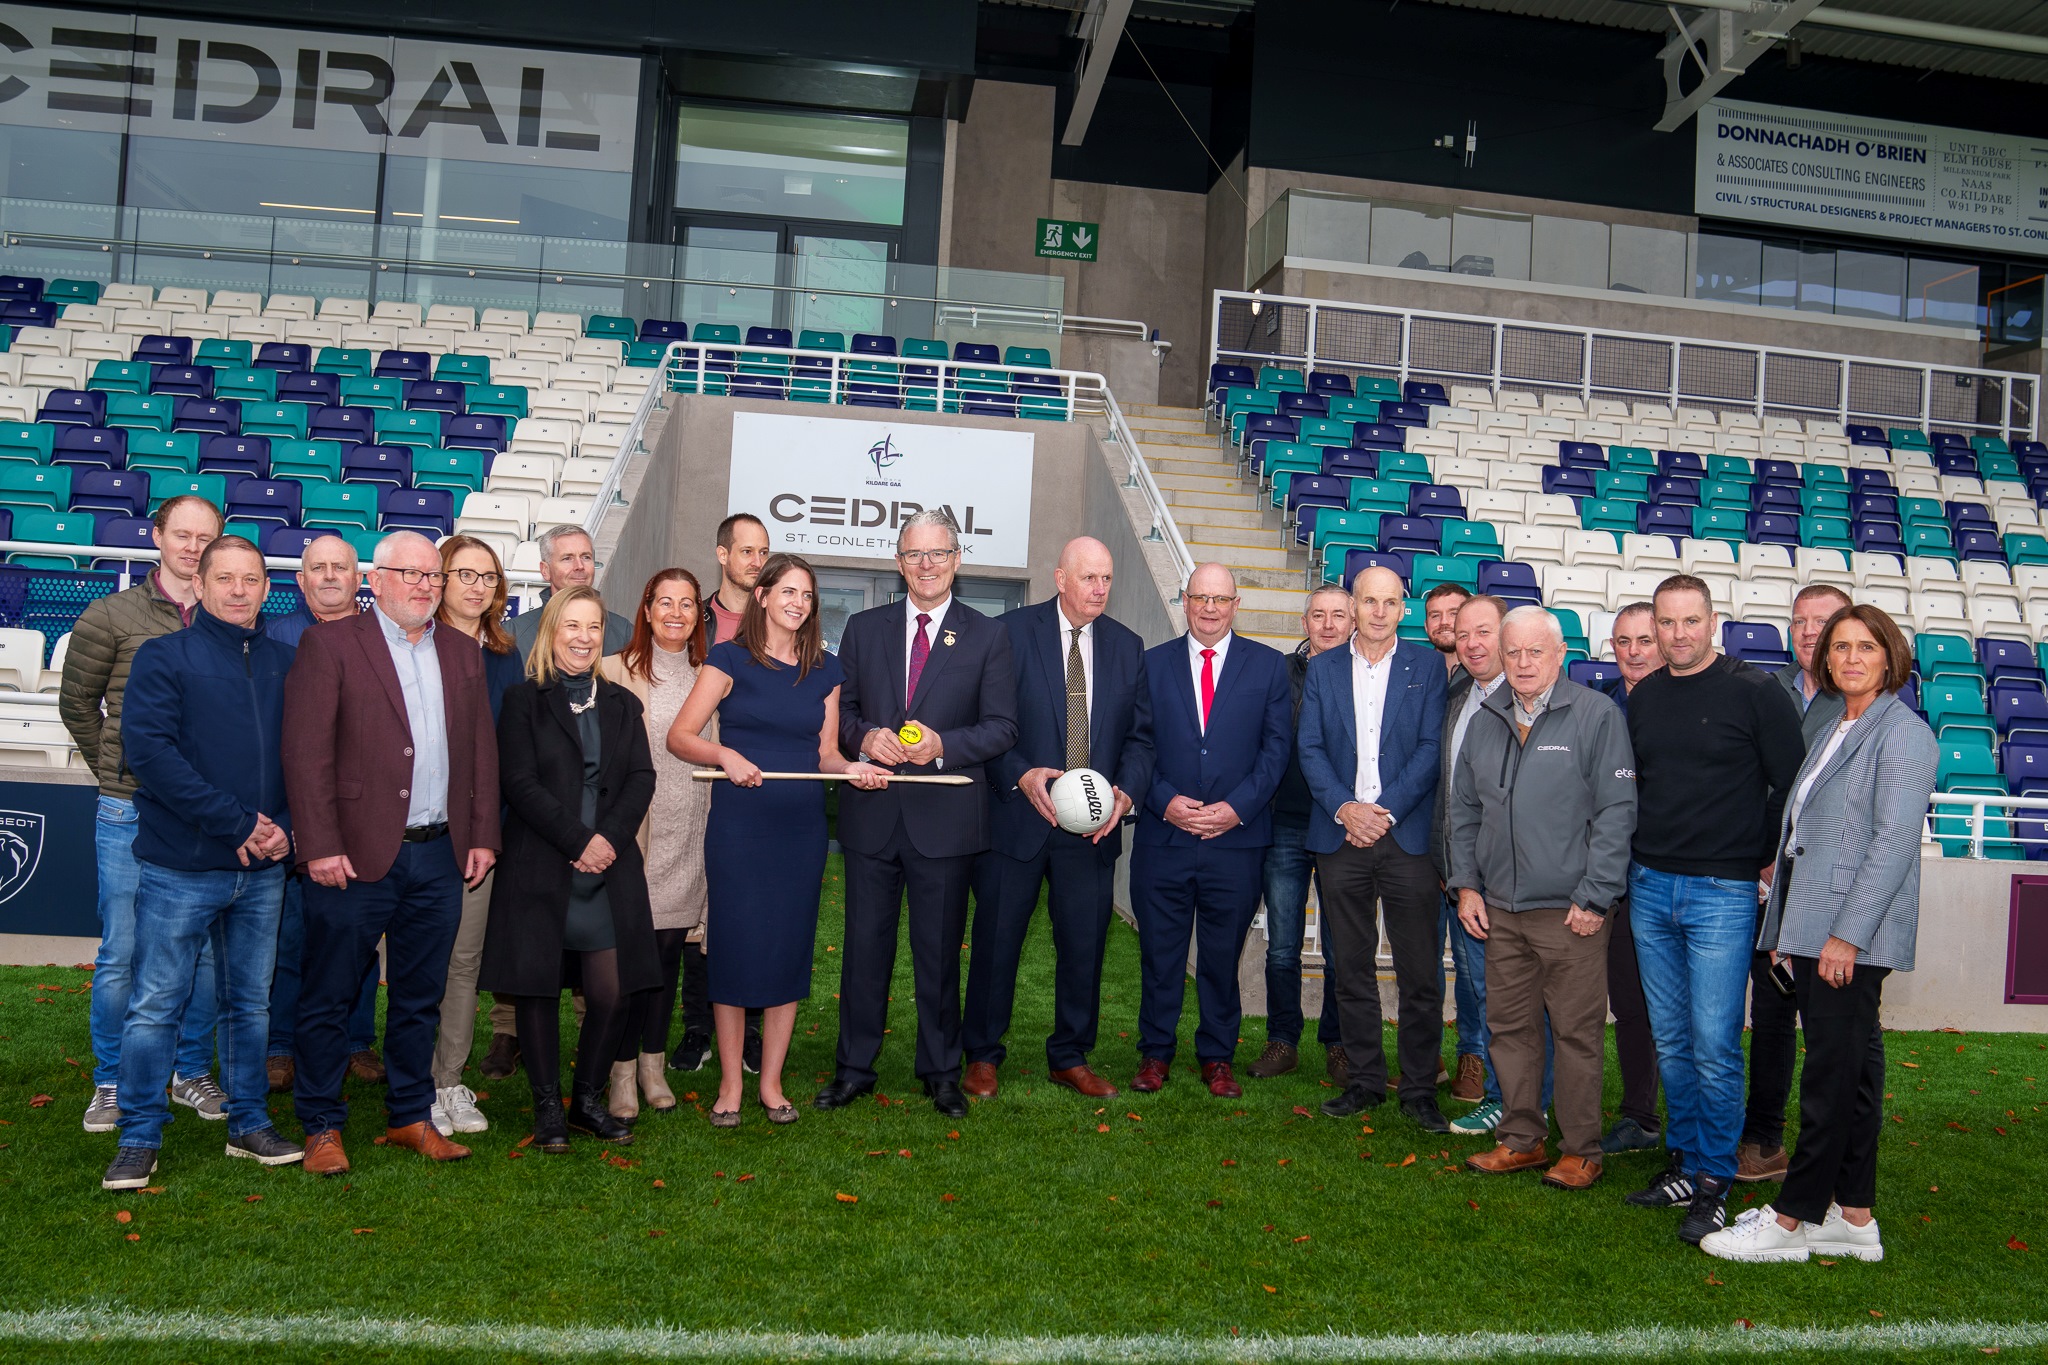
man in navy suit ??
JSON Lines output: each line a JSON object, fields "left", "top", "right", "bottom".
{"left": 1298, "top": 565, "right": 1451, "bottom": 1131}
{"left": 819, "top": 510, "right": 1019, "bottom": 1119}
{"left": 962, "top": 536, "right": 1154, "bottom": 1100}
{"left": 1130, "top": 564, "right": 1293, "bottom": 1098}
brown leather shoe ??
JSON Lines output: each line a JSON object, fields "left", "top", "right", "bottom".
{"left": 1131, "top": 1058, "right": 1169, "bottom": 1092}
{"left": 1324, "top": 1045, "right": 1349, "bottom": 1084}
{"left": 385, "top": 1120, "right": 471, "bottom": 1162}
{"left": 1048, "top": 1065, "right": 1119, "bottom": 1098}
{"left": 1542, "top": 1154, "right": 1604, "bottom": 1190}
{"left": 303, "top": 1129, "right": 349, "bottom": 1176}
{"left": 1736, "top": 1141, "right": 1790, "bottom": 1182}
{"left": 348, "top": 1049, "right": 387, "bottom": 1084}
{"left": 480, "top": 1033, "right": 520, "bottom": 1080}
{"left": 962, "top": 1061, "right": 999, "bottom": 1098}
{"left": 266, "top": 1055, "right": 295, "bottom": 1094}
{"left": 1246, "top": 1041, "right": 1298, "bottom": 1079}
{"left": 1449, "top": 1054, "right": 1486, "bottom": 1104}
{"left": 1201, "top": 1061, "right": 1242, "bottom": 1098}
{"left": 1465, "top": 1141, "right": 1549, "bottom": 1175}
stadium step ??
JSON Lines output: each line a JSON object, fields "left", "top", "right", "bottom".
{"left": 1180, "top": 538, "right": 1295, "bottom": 571}
{"left": 1170, "top": 506, "right": 1270, "bottom": 531}
{"left": 1152, "top": 470, "right": 1245, "bottom": 493}
{"left": 1239, "top": 586, "right": 1305, "bottom": 614}
{"left": 1166, "top": 488, "right": 1266, "bottom": 512}
{"left": 1236, "top": 608, "right": 1301, "bottom": 637}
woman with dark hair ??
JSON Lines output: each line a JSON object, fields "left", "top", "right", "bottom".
{"left": 666, "top": 553, "right": 887, "bottom": 1125}
{"left": 481, "top": 586, "right": 659, "bottom": 1151}
{"left": 1702, "top": 603, "right": 1936, "bottom": 1265}
{"left": 599, "top": 568, "right": 714, "bottom": 1121}
{"left": 437, "top": 534, "right": 525, "bottom": 719}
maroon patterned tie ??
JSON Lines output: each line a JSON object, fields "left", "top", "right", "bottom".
{"left": 907, "top": 612, "right": 932, "bottom": 702}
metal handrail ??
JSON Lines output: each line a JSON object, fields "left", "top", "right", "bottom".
{"left": 1926, "top": 791, "right": 2048, "bottom": 860}
{"left": 1062, "top": 315, "right": 1152, "bottom": 340}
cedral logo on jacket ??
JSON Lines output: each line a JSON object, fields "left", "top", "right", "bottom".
{"left": 1536, "top": 744, "right": 1571, "bottom": 753}
{"left": 0, "top": 811, "right": 45, "bottom": 905}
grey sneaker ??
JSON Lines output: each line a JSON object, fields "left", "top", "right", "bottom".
{"left": 171, "top": 1073, "right": 228, "bottom": 1121}
{"left": 226, "top": 1127, "right": 305, "bottom": 1166}
{"left": 83, "top": 1083, "right": 121, "bottom": 1133}
{"left": 102, "top": 1145, "right": 158, "bottom": 1190}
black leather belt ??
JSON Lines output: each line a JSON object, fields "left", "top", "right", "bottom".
{"left": 402, "top": 822, "right": 449, "bottom": 843}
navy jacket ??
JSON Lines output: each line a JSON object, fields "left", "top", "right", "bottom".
{"left": 1136, "top": 633, "right": 1293, "bottom": 850}
{"left": 265, "top": 604, "right": 327, "bottom": 650}
{"left": 835, "top": 598, "right": 1019, "bottom": 860}
{"left": 123, "top": 607, "right": 293, "bottom": 872}
{"left": 1296, "top": 637, "right": 1447, "bottom": 858}
{"left": 988, "top": 598, "right": 1154, "bottom": 865}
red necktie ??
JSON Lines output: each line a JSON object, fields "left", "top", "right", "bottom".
{"left": 1200, "top": 647, "right": 1216, "bottom": 730}
{"left": 907, "top": 612, "right": 932, "bottom": 701}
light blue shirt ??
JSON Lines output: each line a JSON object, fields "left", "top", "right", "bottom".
{"left": 373, "top": 603, "right": 450, "bottom": 827}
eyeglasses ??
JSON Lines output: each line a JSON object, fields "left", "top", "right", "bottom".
{"left": 378, "top": 567, "right": 447, "bottom": 586}
{"left": 1185, "top": 594, "right": 1238, "bottom": 607}
{"left": 450, "top": 568, "right": 500, "bottom": 587}
{"left": 898, "top": 549, "right": 958, "bottom": 566}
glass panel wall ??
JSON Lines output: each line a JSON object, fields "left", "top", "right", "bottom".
{"left": 676, "top": 104, "right": 908, "bottom": 228}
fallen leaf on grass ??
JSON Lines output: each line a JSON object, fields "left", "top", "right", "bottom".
{"left": 737, "top": 1174, "right": 755, "bottom": 1183}
{"left": 1207, "top": 1200, "right": 1222, "bottom": 1207}
{"left": 1262, "top": 1286, "right": 1278, "bottom": 1294}
{"left": 1221, "top": 1159, "right": 1237, "bottom": 1167}
{"left": 1736, "top": 1319, "right": 1754, "bottom": 1329}
{"left": 351, "top": 1228, "right": 374, "bottom": 1235}
{"left": 1292, "top": 1106, "right": 1312, "bottom": 1117}
{"left": 114, "top": 1210, "right": 131, "bottom": 1224}
{"left": 1467, "top": 1200, "right": 1480, "bottom": 1210}
{"left": 948, "top": 1131, "right": 961, "bottom": 1140}
{"left": 1097, "top": 1124, "right": 1110, "bottom": 1133}
{"left": 1292, "top": 1235, "right": 1311, "bottom": 1243}
{"left": 371, "top": 1136, "right": 388, "bottom": 1146}
{"left": 646, "top": 1229, "right": 667, "bottom": 1237}
{"left": 1818, "top": 1258, "right": 1838, "bottom": 1266}
{"left": 1901, "top": 1061, "right": 1920, "bottom": 1068}
{"left": 125, "top": 1233, "right": 139, "bottom": 1242}
{"left": 142, "top": 1186, "right": 163, "bottom": 1195}
{"left": 1870, "top": 1310, "right": 1884, "bottom": 1318}
{"left": 1400, "top": 1153, "right": 1416, "bottom": 1167}
{"left": 506, "top": 1150, "right": 524, "bottom": 1160}
{"left": 27, "top": 1094, "right": 51, "bottom": 1108}
{"left": 2010, "top": 1237, "right": 2032, "bottom": 1252}
{"left": 942, "top": 1193, "right": 957, "bottom": 1202}
{"left": 835, "top": 1192, "right": 858, "bottom": 1203}
{"left": 652, "top": 1179, "right": 665, "bottom": 1189}
{"left": 1126, "top": 1112, "right": 1143, "bottom": 1122}
{"left": 244, "top": 1195, "right": 262, "bottom": 1203}
{"left": 1705, "top": 1274, "right": 1723, "bottom": 1286}
{"left": 1277, "top": 1158, "right": 1290, "bottom": 1166}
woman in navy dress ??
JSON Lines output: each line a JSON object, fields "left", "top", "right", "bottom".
{"left": 667, "top": 553, "right": 886, "bottom": 1125}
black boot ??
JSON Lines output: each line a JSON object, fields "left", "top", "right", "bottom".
{"left": 531, "top": 1083, "right": 570, "bottom": 1154}
{"left": 566, "top": 1081, "right": 633, "bottom": 1144}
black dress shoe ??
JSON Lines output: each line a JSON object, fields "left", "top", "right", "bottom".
{"left": 1402, "top": 1097, "right": 1452, "bottom": 1133}
{"left": 1319, "top": 1083, "right": 1386, "bottom": 1118}
{"left": 811, "top": 1076, "right": 875, "bottom": 1110}
{"left": 923, "top": 1079, "right": 968, "bottom": 1119}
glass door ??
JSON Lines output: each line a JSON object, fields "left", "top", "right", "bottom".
{"left": 793, "top": 234, "right": 892, "bottom": 337}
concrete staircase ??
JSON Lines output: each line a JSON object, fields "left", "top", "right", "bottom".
{"left": 1123, "top": 403, "right": 1306, "bottom": 649}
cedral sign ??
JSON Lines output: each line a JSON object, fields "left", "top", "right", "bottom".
{"left": 728, "top": 411, "right": 1036, "bottom": 568}
{"left": 0, "top": 2, "right": 638, "bottom": 172}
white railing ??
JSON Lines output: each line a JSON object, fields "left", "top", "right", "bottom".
{"left": 0, "top": 540, "right": 545, "bottom": 593}
{"left": 1208, "top": 288, "right": 2039, "bottom": 443}
{"left": 1926, "top": 791, "right": 2048, "bottom": 860}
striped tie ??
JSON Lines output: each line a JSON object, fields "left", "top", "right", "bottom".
{"left": 1065, "top": 627, "right": 1089, "bottom": 771}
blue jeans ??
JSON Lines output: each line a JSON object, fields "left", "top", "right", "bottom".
{"left": 1259, "top": 821, "right": 1336, "bottom": 1049}
{"left": 1628, "top": 864, "right": 1758, "bottom": 1184}
{"left": 116, "top": 860, "right": 285, "bottom": 1147}
{"left": 91, "top": 796, "right": 217, "bottom": 1086}
{"left": 1444, "top": 893, "right": 1553, "bottom": 1108}
{"left": 268, "top": 876, "right": 380, "bottom": 1058}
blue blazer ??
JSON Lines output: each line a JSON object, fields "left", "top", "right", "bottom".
{"left": 1136, "top": 633, "right": 1293, "bottom": 850}
{"left": 988, "top": 598, "right": 1154, "bottom": 865}
{"left": 835, "top": 598, "right": 1018, "bottom": 860}
{"left": 1297, "top": 638, "right": 1447, "bottom": 858}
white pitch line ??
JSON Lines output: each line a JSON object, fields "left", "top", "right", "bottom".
{"left": 2, "top": 1307, "right": 2046, "bottom": 1361}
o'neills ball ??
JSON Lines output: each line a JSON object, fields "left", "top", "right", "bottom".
{"left": 898, "top": 722, "right": 924, "bottom": 746}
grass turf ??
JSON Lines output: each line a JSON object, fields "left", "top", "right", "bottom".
{"left": 1, "top": 855, "right": 2044, "bottom": 1363}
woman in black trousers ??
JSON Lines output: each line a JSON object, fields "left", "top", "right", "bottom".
{"left": 479, "top": 586, "right": 658, "bottom": 1150}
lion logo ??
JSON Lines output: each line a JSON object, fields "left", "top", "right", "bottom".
{"left": 0, "top": 814, "right": 44, "bottom": 905}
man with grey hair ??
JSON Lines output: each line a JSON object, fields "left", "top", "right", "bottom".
{"left": 820, "top": 509, "right": 1019, "bottom": 1118}
{"left": 509, "top": 525, "right": 631, "bottom": 659}
{"left": 1451, "top": 606, "right": 1636, "bottom": 1191}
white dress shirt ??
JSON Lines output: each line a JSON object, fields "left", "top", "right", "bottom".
{"left": 904, "top": 595, "right": 951, "bottom": 696}
{"left": 1349, "top": 636, "right": 1396, "bottom": 807}
{"left": 1186, "top": 631, "right": 1232, "bottom": 732}
{"left": 1450, "top": 672, "right": 1505, "bottom": 769}
{"left": 1057, "top": 603, "right": 1095, "bottom": 724}
{"left": 372, "top": 603, "right": 449, "bottom": 827}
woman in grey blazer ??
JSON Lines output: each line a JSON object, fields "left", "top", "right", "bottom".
{"left": 1703, "top": 604, "right": 1937, "bottom": 1266}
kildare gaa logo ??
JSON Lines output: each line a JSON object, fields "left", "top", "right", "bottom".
{"left": 868, "top": 435, "right": 904, "bottom": 477}
{"left": 0, "top": 811, "right": 44, "bottom": 905}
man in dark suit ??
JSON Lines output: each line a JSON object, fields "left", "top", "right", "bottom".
{"left": 1297, "top": 565, "right": 1450, "bottom": 1131}
{"left": 962, "top": 536, "right": 1153, "bottom": 1100}
{"left": 1130, "top": 563, "right": 1292, "bottom": 1099}
{"left": 818, "top": 510, "right": 1019, "bottom": 1119}
{"left": 282, "top": 531, "right": 500, "bottom": 1175}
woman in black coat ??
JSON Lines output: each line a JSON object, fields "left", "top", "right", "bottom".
{"left": 479, "top": 586, "right": 658, "bottom": 1151}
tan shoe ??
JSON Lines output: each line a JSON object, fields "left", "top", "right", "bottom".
{"left": 608, "top": 1060, "right": 639, "bottom": 1122}
{"left": 637, "top": 1053, "right": 677, "bottom": 1112}
{"left": 1542, "top": 1154, "right": 1604, "bottom": 1190}
{"left": 384, "top": 1120, "right": 471, "bottom": 1161}
{"left": 962, "top": 1061, "right": 999, "bottom": 1098}
{"left": 1449, "top": 1054, "right": 1486, "bottom": 1104}
{"left": 1736, "top": 1141, "right": 1789, "bottom": 1182}
{"left": 1465, "top": 1141, "right": 1549, "bottom": 1175}
{"left": 303, "top": 1128, "right": 349, "bottom": 1176}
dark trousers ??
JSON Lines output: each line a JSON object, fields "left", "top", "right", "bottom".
{"left": 1130, "top": 841, "right": 1264, "bottom": 1066}
{"left": 1314, "top": 838, "right": 1443, "bottom": 1103}
{"left": 963, "top": 833, "right": 1116, "bottom": 1072}
{"left": 837, "top": 822, "right": 975, "bottom": 1086}
{"left": 1777, "top": 956, "right": 1891, "bottom": 1224}
{"left": 1605, "top": 895, "right": 1661, "bottom": 1131}
{"left": 1744, "top": 947, "right": 1801, "bottom": 1150}
{"left": 678, "top": 938, "right": 711, "bottom": 1036}
{"left": 293, "top": 837, "right": 463, "bottom": 1133}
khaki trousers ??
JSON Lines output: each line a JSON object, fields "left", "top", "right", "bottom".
{"left": 1485, "top": 905, "right": 1610, "bottom": 1159}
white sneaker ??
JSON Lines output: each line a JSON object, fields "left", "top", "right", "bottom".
{"left": 439, "top": 1084, "right": 488, "bottom": 1134}
{"left": 1700, "top": 1205, "right": 1811, "bottom": 1262}
{"left": 1809, "top": 1205, "right": 1884, "bottom": 1262}
{"left": 84, "top": 1084, "right": 121, "bottom": 1133}
{"left": 429, "top": 1093, "right": 453, "bottom": 1137}
{"left": 170, "top": 1073, "right": 227, "bottom": 1121}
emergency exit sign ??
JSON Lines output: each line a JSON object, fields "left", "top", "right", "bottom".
{"left": 1035, "top": 218, "right": 1099, "bottom": 261}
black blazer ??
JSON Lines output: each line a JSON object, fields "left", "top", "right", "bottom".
{"left": 478, "top": 676, "right": 659, "bottom": 998}
{"left": 987, "top": 598, "right": 1154, "bottom": 866}
{"left": 836, "top": 598, "right": 1020, "bottom": 860}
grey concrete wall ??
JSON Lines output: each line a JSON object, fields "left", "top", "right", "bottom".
{"left": 1046, "top": 180, "right": 1207, "bottom": 410}
{"left": 1202, "top": 156, "right": 1252, "bottom": 386}
{"left": 947, "top": 81, "right": 1055, "bottom": 280}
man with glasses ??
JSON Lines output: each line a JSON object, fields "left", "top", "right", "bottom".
{"left": 510, "top": 525, "right": 631, "bottom": 659}
{"left": 282, "top": 531, "right": 501, "bottom": 1174}
{"left": 819, "top": 510, "right": 1018, "bottom": 1119}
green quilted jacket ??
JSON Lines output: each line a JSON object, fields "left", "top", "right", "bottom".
{"left": 57, "top": 575, "right": 189, "bottom": 799}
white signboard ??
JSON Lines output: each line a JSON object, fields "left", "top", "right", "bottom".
{"left": 728, "top": 412, "right": 1035, "bottom": 568}
{"left": 1695, "top": 99, "right": 2048, "bottom": 258}
{"left": 0, "top": 3, "right": 638, "bottom": 171}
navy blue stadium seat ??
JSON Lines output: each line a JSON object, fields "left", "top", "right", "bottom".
{"left": 1350, "top": 422, "right": 1404, "bottom": 451}
{"left": 1477, "top": 560, "right": 1541, "bottom": 605}
{"left": 1342, "top": 549, "right": 1411, "bottom": 590}
{"left": 90, "top": 516, "right": 156, "bottom": 573}
{"left": 1957, "top": 529, "right": 2004, "bottom": 562}
{"left": 70, "top": 469, "right": 147, "bottom": 517}
{"left": 1748, "top": 511, "right": 1800, "bottom": 546}
{"left": 1568, "top": 660, "right": 1620, "bottom": 690}
{"left": 1650, "top": 476, "right": 1701, "bottom": 506}
{"left": 1854, "top": 521, "right": 1905, "bottom": 553}
{"left": 1637, "top": 504, "right": 1691, "bottom": 535}
{"left": 1852, "top": 492, "right": 1900, "bottom": 524}
{"left": 1557, "top": 441, "right": 1605, "bottom": 471}
{"left": 0, "top": 275, "right": 44, "bottom": 304}
{"left": 135, "top": 336, "right": 193, "bottom": 366}
{"left": 1379, "top": 516, "right": 1441, "bottom": 555}
{"left": 1948, "top": 500, "right": 1994, "bottom": 529}
{"left": 1408, "top": 483, "right": 1463, "bottom": 517}
{"left": 1724, "top": 621, "right": 1793, "bottom": 668}
{"left": 853, "top": 333, "right": 899, "bottom": 357}
{"left": 1308, "top": 371, "right": 1352, "bottom": 399}
{"left": 309, "top": 406, "right": 373, "bottom": 443}
{"left": 1993, "top": 687, "right": 2048, "bottom": 744}
{"left": 1321, "top": 448, "right": 1377, "bottom": 478}
{"left": 256, "top": 343, "right": 310, "bottom": 372}
{"left": 373, "top": 350, "right": 430, "bottom": 382}
{"left": 1750, "top": 483, "right": 1800, "bottom": 513}
{"left": 1378, "top": 401, "right": 1428, "bottom": 427}
{"left": 953, "top": 342, "right": 999, "bottom": 364}
{"left": 745, "top": 327, "right": 793, "bottom": 348}
{"left": 279, "top": 372, "right": 341, "bottom": 408}
{"left": 174, "top": 398, "right": 239, "bottom": 436}
{"left": 265, "top": 526, "right": 326, "bottom": 560}
{"left": 444, "top": 415, "right": 507, "bottom": 452}
{"left": 1277, "top": 391, "right": 1327, "bottom": 418}
{"left": 1541, "top": 467, "right": 1596, "bottom": 499}
{"left": 1402, "top": 380, "right": 1448, "bottom": 407}
{"left": 1846, "top": 424, "right": 1888, "bottom": 448}
{"left": 1, "top": 300, "right": 57, "bottom": 328}
{"left": 1656, "top": 450, "right": 1705, "bottom": 479}
{"left": 380, "top": 487, "right": 454, "bottom": 538}
{"left": 1848, "top": 467, "right": 1895, "bottom": 493}
{"left": 1756, "top": 459, "right": 1801, "bottom": 486}
{"left": 343, "top": 444, "right": 411, "bottom": 490}
{"left": 150, "top": 364, "right": 213, "bottom": 399}
{"left": 1931, "top": 430, "right": 1970, "bottom": 453}
{"left": 1981, "top": 637, "right": 2043, "bottom": 684}
{"left": 404, "top": 380, "right": 466, "bottom": 415}
{"left": 226, "top": 478, "right": 302, "bottom": 532}
{"left": 639, "top": 319, "right": 687, "bottom": 342}
{"left": 52, "top": 425, "right": 127, "bottom": 472}
{"left": 39, "top": 389, "right": 108, "bottom": 427}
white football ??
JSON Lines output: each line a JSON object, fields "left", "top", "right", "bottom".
{"left": 1050, "top": 767, "right": 1115, "bottom": 835}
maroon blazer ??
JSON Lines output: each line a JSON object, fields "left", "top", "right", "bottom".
{"left": 283, "top": 610, "right": 501, "bottom": 883}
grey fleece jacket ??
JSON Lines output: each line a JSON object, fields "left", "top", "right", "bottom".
{"left": 1446, "top": 676, "right": 1638, "bottom": 916}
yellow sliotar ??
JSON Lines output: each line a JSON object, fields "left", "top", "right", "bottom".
{"left": 898, "top": 722, "right": 924, "bottom": 746}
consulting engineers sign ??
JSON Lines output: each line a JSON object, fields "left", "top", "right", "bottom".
{"left": 728, "top": 411, "right": 1035, "bottom": 568}
{"left": 1695, "top": 99, "right": 2048, "bottom": 257}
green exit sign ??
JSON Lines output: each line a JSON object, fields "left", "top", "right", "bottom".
{"left": 1035, "top": 217, "right": 1099, "bottom": 261}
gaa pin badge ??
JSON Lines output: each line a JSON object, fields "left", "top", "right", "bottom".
{"left": 943, "top": 629, "right": 957, "bottom": 647}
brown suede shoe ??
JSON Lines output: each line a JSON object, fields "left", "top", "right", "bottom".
{"left": 962, "top": 1061, "right": 999, "bottom": 1098}
{"left": 303, "top": 1129, "right": 349, "bottom": 1176}
{"left": 1048, "top": 1065, "right": 1119, "bottom": 1098}
{"left": 1246, "top": 1041, "right": 1298, "bottom": 1079}
{"left": 385, "top": 1120, "right": 471, "bottom": 1162}
{"left": 1324, "top": 1045, "right": 1349, "bottom": 1084}
{"left": 1465, "top": 1142, "right": 1549, "bottom": 1175}
{"left": 1131, "top": 1058, "right": 1169, "bottom": 1093}
{"left": 348, "top": 1049, "right": 387, "bottom": 1084}
{"left": 480, "top": 1033, "right": 520, "bottom": 1080}
{"left": 1449, "top": 1054, "right": 1486, "bottom": 1104}
{"left": 266, "top": 1055, "right": 295, "bottom": 1094}
{"left": 1736, "top": 1141, "right": 1790, "bottom": 1182}
{"left": 1201, "top": 1061, "right": 1242, "bottom": 1099}
{"left": 1542, "top": 1154, "right": 1604, "bottom": 1190}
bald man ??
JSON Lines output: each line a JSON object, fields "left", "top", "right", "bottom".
{"left": 1297, "top": 566, "right": 1451, "bottom": 1130}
